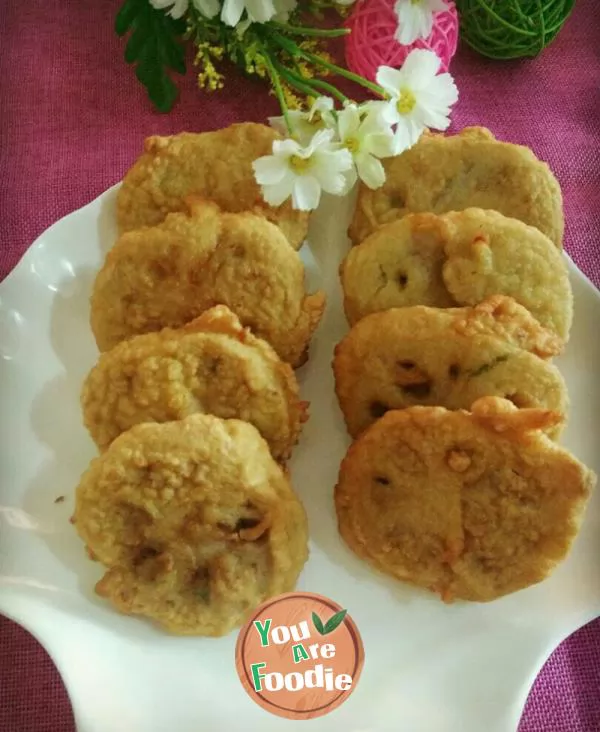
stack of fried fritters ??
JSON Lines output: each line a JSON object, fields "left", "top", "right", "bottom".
{"left": 73, "top": 123, "right": 322, "bottom": 635}
{"left": 334, "top": 126, "right": 595, "bottom": 603}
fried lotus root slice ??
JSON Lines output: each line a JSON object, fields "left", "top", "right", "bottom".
{"left": 441, "top": 209, "right": 573, "bottom": 340}
{"left": 334, "top": 398, "right": 595, "bottom": 603}
{"left": 90, "top": 197, "right": 325, "bottom": 366}
{"left": 81, "top": 305, "right": 307, "bottom": 461}
{"left": 116, "top": 122, "right": 309, "bottom": 249}
{"left": 340, "top": 213, "right": 456, "bottom": 325}
{"left": 73, "top": 414, "right": 309, "bottom": 636}
{"left": 333, "top": 306, "right": 568, "bottom": 439}
{"left": 348, "top": 126, "right": 564, "bottom": 247}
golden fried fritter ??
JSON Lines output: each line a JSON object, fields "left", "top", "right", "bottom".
{"left": 333, "top": 304, "right": 568, "bottom": 439}
{"left": 117, "top": 123, "right": 309, "bottom": 249}
{"left": 342, "top": 208, "right": 572, "bottom": 340}
{"left": 90, "top": 198, "right": 325, "bottom": 367}
{"left": 82, "top": 306, "right": 307, "bottom": 461}
{"left": 441, "top": 209, "right": 573, "bottom": 340}
{"left": 73, "top": 414, "right": 309, "bottom": 635}
{"left": 335, "top": 398, "right": 595, "bottom": 603}
{"left": 348, "top": 127, "right": 564, "bottom": 248}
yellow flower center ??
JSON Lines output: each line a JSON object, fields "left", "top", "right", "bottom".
{"left": 309, "top": 112, "right": 323, "bottom": 126}
{"left": 397, "top": 88, "right": 416, "bottom": 115}
{"left": 411, "top": 0, "right": 422, "bottom": 5}
{"left": 344, "top": 136, "right": 360, "bottom": 153}
{"left": 289, "top": 155, "right": 312, "bottom": 173}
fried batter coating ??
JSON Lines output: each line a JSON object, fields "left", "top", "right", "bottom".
{"left": 82, "top": 306, "right": 307, "bottom": 461}
{"left": 342, "top": 208, "right": 572, "bottom": 340}
{"left": 117, "top": 123, "right": 309, "bottom": 249}
{"left": 348, "top": 127, "right": 564, "bottom": 248}
{"left": 90, "top": 198, "right": 325, "bottom": 367}
{"left": 73, "top": 414, "right": 309, "bottom": 635}
{"left": 333, "top": 304, "right": 568, "bottom": 439}
{"left": 335, "top": 398, "right": 595, "bottom": 602}
{"left": 441, "top": 209, "right": 572, "bottom": 340}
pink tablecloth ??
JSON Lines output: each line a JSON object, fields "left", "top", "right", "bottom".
{"left": 1, "top": 1, "right": 599, "bottom": 730}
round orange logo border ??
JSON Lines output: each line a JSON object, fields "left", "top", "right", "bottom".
{"left": 235, "top": 591, "right": 365, "bottom": 720}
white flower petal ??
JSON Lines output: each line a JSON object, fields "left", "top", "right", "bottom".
{"left": 272, "top": 137, "right": 302, "bottom": 157}
{"left": 252, "top": 155, "right": 287, "bottom": 185}
{"left": 192, "top": 0, "right": 220, "bottom": 18}
{"left": 261, "top": 175, "right": 295, "bottom": 206}
{"left": 246, "top": 0, "right": 276, "bottom": 22}
{"left": 418, "top": 73, "right": 459, "bottom": 109}
{"left": 355, "top": 153, "right": 386, "bottom": 189}
{"left": 394, "top": 118, "right": 424, "bottom": 153}
{"left": 312, "top": 149, "right": 353, "bottom": 194}
{"left": 341, "top": 165, "right": 358, "bottom": 194}
{"left": 395, "top": 2, "right": 428, "bottom": 45}
{"left": 376, "top": 66, "right": 405, "bottom": 97}
{"left": 363, "top": 130, "right": 397, "bottom": 158}
{"left": 221, "top": 0, "right": 244, "bottom": 25}
{"left": 401, "top": 49, "right": 441, "bottom": 89}
{"left": 292, "top": 176, "right": 322, "bottom": 210}
{"left": 338, "top": 104, "right": 361, "bottom": 143}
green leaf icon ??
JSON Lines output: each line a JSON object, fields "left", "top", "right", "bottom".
{"left": 312, "top": 611, "right": 325, "bottom": 635}
{"left": 323, "top": 609, "right": 348, "bottom": 635}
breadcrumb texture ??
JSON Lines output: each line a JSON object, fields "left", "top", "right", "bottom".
{"left": 342, "top": 208, "right": 572, "bottom": 340}
{"left": 117, "top": 123, "right": 309, "bottom": 249}
{"left": 73, "top": 414, "right": 309, "bottom": 635}
{"left": 335, "top": 398, "right": 595, "bottom": 603}
{"left": 333, "top": 302, "right": 568, "bottom": 439}
{"left": 348, "top": 127, "right": 564, "bottom": 249}
{"left": 90, "top": 198, "right": 325, "bottom": 366}
{"left": 82, "top": 306, "right": 307, "bottom": 461}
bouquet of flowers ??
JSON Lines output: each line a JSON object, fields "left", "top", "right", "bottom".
{"left": 115, "top": 0, "right": 459, "bottom": 210}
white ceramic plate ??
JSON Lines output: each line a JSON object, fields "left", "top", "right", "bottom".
{"left": 0, "top": 187, "right": 599, "bottom": 732}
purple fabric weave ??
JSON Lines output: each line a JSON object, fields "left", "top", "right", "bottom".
{"left": 0, "top": 1, "right": 599, "bottom": 730}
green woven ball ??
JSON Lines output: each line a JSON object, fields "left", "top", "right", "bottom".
{"left": 455, "top": 0, "right": 576, "bottom": 60}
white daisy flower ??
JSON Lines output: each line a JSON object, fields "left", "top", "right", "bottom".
{"left": 150, "top": 0, "right": 190, "bottom": 19}
{"left": 376, "top": 49, "right": 458, "bottom": 152}
{"left": 221, "top": 0, "right": 296, "bottom": 26}
{"left": 150, "top": 0, "right": 220, "bottom": 19}
{"left": 269, "top": 96, "right": 336, "bottom": 145}
{"left": 394, "top": 0, "right": 448, "bottom": 45}
{"left": 194, "top": 0, "right": 221, "bottom": 18}
{"left": 253, "top": 129, "right": 353, "bottom": 211}
{"left": 336, "top": 103, "right": 396, "bottom": 190}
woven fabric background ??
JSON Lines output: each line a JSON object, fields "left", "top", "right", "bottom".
{"left": 0, "top": 1, "right": 599, "bottom": 730}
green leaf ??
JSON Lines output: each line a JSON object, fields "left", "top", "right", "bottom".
{"left": 147, "top": 72, "right": 180, "bottom": 112}
{"left": 125, "top": 25, "right": 149, "bottom": 65}
{"left": 158, "top": 34, "right": 186, "bottom": 75}
{"left": 312, "top": 612, "right": 325, "bottom": 635}
{"left": 323, "top": 609, "right": 347, "bottom": 635}
{"left": 115, "top": 0, "right": 185, "bottom": 112}
{"left": 115, "top": 0, "right": 143, "bottom": 36}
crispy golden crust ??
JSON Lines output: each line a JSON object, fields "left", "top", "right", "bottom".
{"left": 82, "top": 306, "right": 307, "bottom": 462}
{"left": 341, "top": 212, "right": 455, "bottom": 324}
{"left": 348, "top": 127, "right": 564, "bottom": 248}
{"left": 90, "top": 198, "right": 325, "bottom": 367}
{"left": 333, "top": 304, "right": 568, "bottom": 439}
{"left": 441, "top": 208, "right": 573, "bottom": 340}
{"left": 341, "top": 208, "right": 572, "bottom": 340}
{"left": 117, "top": 123, "right": 309, "bottom": 249}
{"left": 73, "top": 414, "right": 309, "bottom": 635}
{"left": 335, "top": 398, "right": 595, "bottom": 603}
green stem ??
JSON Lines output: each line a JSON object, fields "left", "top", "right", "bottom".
{"left": 269, "top": 30, "right": 385, "bottom": 96}
{"left": 269, "top": 22, "right": 350, "bottom": 38}
{"left": 274, "top": 60, "right": 321, "bottom": 98}
{"left": 275, "top": 60, "right": 348, "bottom": 104}
{"left": 259, "top": 47, "right": 292, "bottom": 134}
